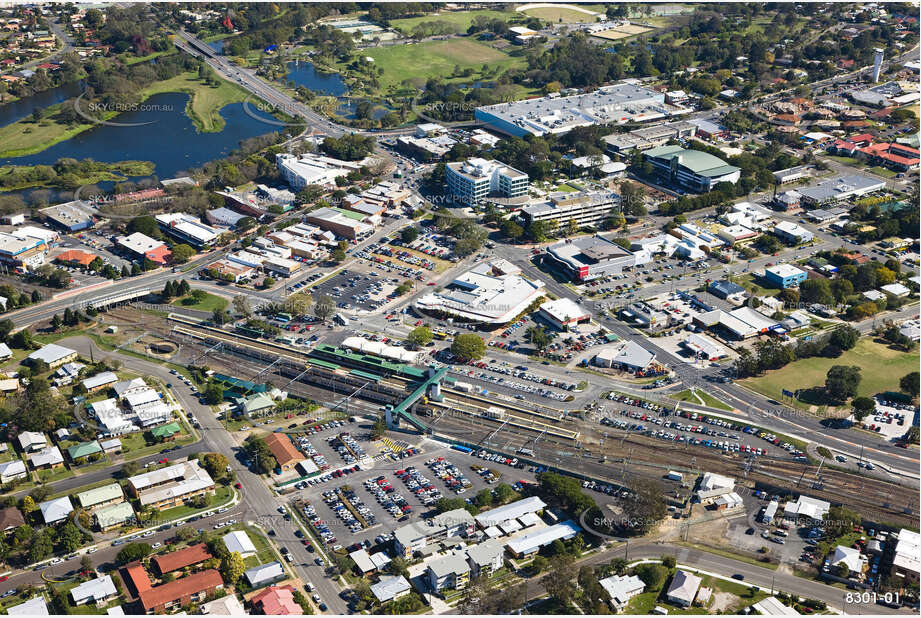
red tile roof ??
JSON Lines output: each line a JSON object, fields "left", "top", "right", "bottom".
{"left": 138, "top": 569, "right": 223, "bottom": 612}
{"left": 265, "top": 433, "right": 302, "bottom": 467}
{"left": 55, "top": 249, "right": 97, "bottom": 267}
{"left": 252, "top": 586, "right": 301, "bottom": 615}
{"left": 151, "top": 543, "right": 212, "bottom": 574}
{"left": 125, "top": 562, "right": 153, "bottom": 594}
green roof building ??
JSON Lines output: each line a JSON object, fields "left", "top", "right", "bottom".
{"left": 644, "top": 145, "right": 741, "bottom": 192}
{"left": 67, "top": 440, "right": 103, "bottom": 461}
{"left": 234, "top": 392, "right": 277, "bottom": 418}
{"left": 94, "top": 501, "right": 135, "bottom": 531}
{"left": 151, "top": 422, "right": 182, "bottom": 440}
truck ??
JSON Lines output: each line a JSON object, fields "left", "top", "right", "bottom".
{"left": 666, "top": 470, "right": 683, "bottom": 482}
{"left": 451, "top": 445, "right": 473, "bottom": 454}
{"left": 334, "top": 313, "right": 350, "bottom": 326}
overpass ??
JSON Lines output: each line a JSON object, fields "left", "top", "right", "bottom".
{"left": 78, "top": 287, "right": 153, "bottom": 310}
{"left": 386, "top": 366, "right": 452, "bottom": 433}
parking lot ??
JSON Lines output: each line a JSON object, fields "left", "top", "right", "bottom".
{"left": 288, "top": 441, "right": 540, "bottom": 551}
{"left": 307, "top": 266, "right": 404, "bottom": 313}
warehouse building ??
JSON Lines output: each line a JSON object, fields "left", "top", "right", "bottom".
{"left": 773, "top": 221, "right": 814, "bottom": 245}
{"left": 474, "top": 83, "right": 676, "bottom": 137}
{"left": 544, "top": 235, "right": 636, "bottom": 281}
{"left": 304, "top": 207, "right": 374, "bottom": 240}
{"left": 643, "top": 145, "right": 740, "bottom": 192}
{"left": 446, "top": 158, "right": 529, "bottom": 206}
{"left": 796, "top": 174, "right": 886, "bottom": 205}
{"left": 505, "top": 520, "right": 581, "bottom": 557}
{"left": 39, "top": 200, "right": 95, "bottom": 232}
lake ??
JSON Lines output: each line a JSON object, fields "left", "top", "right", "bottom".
{"left": 285, "top": 60, "right": 348, "bottom": 96}
{"left": 0, "top": 81, "right": 85, "bottom": 129}
{"left": 0, "top": 91, "right": 280, "bottom": 179}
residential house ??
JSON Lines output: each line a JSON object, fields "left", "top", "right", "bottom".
{"left": 38, "top": 496, "right": 73, "bottom": 524}
{"left": 251, "top": 585, "right": 301, "bottom": 615}
{"left": 28, "top": 446, "right": 64, "bottom": 469}
{"left": 0, "top": 459, "right": 27, "bottom": 483}
{"left": 244, "top": 561, "right": 286, "bottom": 588}
{"left": 0, "top": 506, "right": 25, "bottom": 533}
{"left": 370, "top": 575, "right": 411, "bottom": 604}
{"left": 18, "top": 431, "right": 47, "bottom": 453}
{"left": 222, "top": 530, "right": 257, "bottom": 558}
{"left": 70, "top": 575, "right": 118, "bottom": 607}
{"left": 666, "top": 570, "right": 702, "bottom": 607}
{"left": 599, "top": 574, "right": 646, "bottom": 610}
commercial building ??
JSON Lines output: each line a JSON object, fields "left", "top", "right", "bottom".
{"left": 264, "top": 433, "right": 305, "bottom": 471}
{"left": 71, "top": 575, "right": 118, "bottom": 606}
{"left": 138, "top": 569, "right": 224, "bottom": 614}
{"left": 599, "top": 574, "right": 646, "bottom": 610}
{"left": 796, "top": 174, "right": 886, "bottom": 205}
{"left": 696, "top": 306, "right": 779, "bottom": 339}
{"left": 773, "top": 165, "right": 812, "bottom": 184}
{"left": 275, "top": 152, "right": 365, "bottom": 189}
{"left": 28, "top": 343, "right": 77, "bottom": 368}
{"left": 127, "top": 460, "right": 215, "bottom": 511}
{"left": 708, "top": 279, "right": 746, "bottom": 300}
{"left": 643, "top": 145, "right": 740, "bottom": 192}
{"left": 0, "top": 231, "right": 49, "bottom": 271}
{"left": 773, "top": 221, "right": 814, "bottom": 245}
{"left": 680, "top": 333, "right": 727, "bottom": 361}
{"left": 520, "top": 190, "right": 618, "bottom": 230}
{"left": 602, "top": 120, "right": 697, "bottom": 154}
{"left": 783, "top": 495, "right": 830, "bottom": 522}
{"left": 155, "top": 213, "right": 220, "bottom": 248}
{"left": 475, "top": 83, "right": 677, "bottom": 137}
{"left": 304, "top": 207, "right": 374, "bottom": 240}
{"left": 209, "top": 259, "right": 256, "bottom": 282}
{"left": 764, "top": 263, "right": 808, "bottom": 288}
{"left": 537, "top": 298, "right": 591, "bottom": 330}
{"left": 831, "top": 545, "right": 866, "bottom": 576}
{"left": 505, "top": 520, "right": 581, "bottom": 557}
{"left": 151, "top": 543, "right": 213, "bottom": 575}
{"left": 205, "top": 207, "right": 249, "bottom": 228}
{"left": 446, "top": 158, "right": 528, "bottom": 206}
{"left": 116, "top": 233, "right": 171, "bottom": 265}
{"left": 891, "top": 529, "right": 920, "bottom": 585}
{"left": 397, "top": 134, "right": 457, "bottom": 160}
{"left": 55, "top": 249, "right": 97, "bottom": 268}
{"left": 415, "top": 259, "right": 544, "bottom": 325}
{"left": 39, "top": 200, "right": 95, "bottom": 232}
{"left": 666, "top": 570, "right": 702, "bottom": 607}
{"left": 262, "top": 255, "right": 302, "bottom": 277}
{"left": 544, "top": 234, "right": 636, "bottom": 281}
{"left": 717, "top": 224, "right": 758, "bottom": 245}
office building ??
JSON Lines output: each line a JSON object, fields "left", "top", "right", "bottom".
{"left": 155, "top": 213, "right": 219, "bottom": 248}
{"left": 415, "top": 259, "right": 544, "bottom": 325}
{"left": 116, "top": 233, "right": 171, "bottom": 265}
{"left": 544, "top": 234, "right": 636, "bottom": 281}
{"left": 796, "top": 175, "right": 886, "bottom": 205}
{"left": 475, "top": 83, "right": 677, "bottom": 137}
{"left": 446, "top": 158, "right": 528, "bottom": 206}
{"left": 603, "top": 120, "right": 697, "bottom": 154}
{"left": 276, "top": 152, "right": 366, "bottom": 189}
{"left": 303, "top": 207, "right": 374, "bottom": 240}
{"left": 773, "top": 221, "right": 814, "bottom": 245}
{"left": 537, "top": 298, "right": 591, "bottom": 330}
{"left": 764, "top": 263, "right": 808, "bottom": 288}
{"left": 643, "top": 145, "right": 740, "bottom": 192}
{"left": 521, "top": 190, "right": 618, "bottom": 230}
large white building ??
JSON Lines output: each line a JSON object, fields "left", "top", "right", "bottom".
{"left": 475, "top": 83, "right": 682, "bottom": 137}
{"left": 415, "top": 259, "right": 544, "bottom": 325}
{"left": 445, "top": 158, "right": 529, "bottom": 206}
{"left": 521, "top": 190, "right": 619, "bottom": 230}
{"left": 155, "top": 213, "right": 220, "bottom": 248}
{"left": 276, "top": 153, "right": 366, "bottom": 189}
{"left": 644, "top": 145, "right": 740, "bottom": 192}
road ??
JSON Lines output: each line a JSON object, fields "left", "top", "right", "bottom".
{"left": 0, "top": 336, "right": 349, "bottom": 614}
{"left": 518, "top": 540, "right": 911, "bottom": 615}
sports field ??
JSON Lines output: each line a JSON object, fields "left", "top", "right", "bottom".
{"left": 390, "top": 9, "right": 513, "bottom": 34}
{"left": 521, "top": 6, "right": 601, "bottom": 23}
{"left": 742, "top": 338, "right": 918, "bottom": 403}
{"left": 359, "top": 39, "right": 526, "bottom": 91}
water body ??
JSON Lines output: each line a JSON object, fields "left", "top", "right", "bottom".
{"left": 336, "top": 98, "right": 392, "bottom": 121}
{"left": 208, "top": 39, "right": 226, "bottom": 54}
{"left": 285, "top": 60, "right": 348, "bottom": 96}
{"left": 0, "top": 81, "right": 85, "bottom": 129}
{"left": 0, "top": 91, "right": 279, "bottom": 179}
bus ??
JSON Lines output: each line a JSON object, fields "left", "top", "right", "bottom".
{"left": 432, "top": 331, "right": 448, "bottom": 340}
{"left": 275, "top": 313, "right": 293, "bottom": 323}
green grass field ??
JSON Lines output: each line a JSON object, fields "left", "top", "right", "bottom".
{"left": 172, "top": 292, "right": 229, "bottom": 313}
{"left": 522, "top": 6, "right": 601, "bottom": 23}
{"left": 389, "top": 9, "right": 514, "bottom": 34}
{"left": 743, "top": 338, "right": 919, "bottom": 403}
{"left": 671, "top": 389, "right": 734, "bottom": 411}
{"left": 357, "top": 39, "right": 526, "bottom": 91}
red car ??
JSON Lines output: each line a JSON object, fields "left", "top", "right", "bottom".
{"left": 234, "top": 482, "right": 242, "bottom": 489}
{"left": 158, "top": 458, "right": 169, "bottom": 464}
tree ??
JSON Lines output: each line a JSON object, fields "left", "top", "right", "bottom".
{"left": 203, "top": 382, "right": 224, "bottom": 405}
{"left": 526, "top": 326, "right": 554, "bottom": 353}
{"left": 201, "top": 453, "right": 230, "bottom": 479}
{"left": 21, "top": 496, "right": 36, "bottom": 513}
{"left": 232, "top": 294, "right": 251, "bottom": 316}
{"left": 851, "top": 396, "right": 875, "bottom": 422}
{"left": 331, "top": 247, "right": 347, "bottom": 263}
{"left": 127, "top": 215, "right": 161, "bottom": 239}
{"left": 237, "top": 216, "right": 256, "bottom": 231}
{"left": 170, "top": 244, "right": 196, "bottom": 264}
{"left": 825, "top": 365, "right": 862, "bottom": 402}
{"left": 823, "top": 505, "right": 861, "bottom": 538}
{"left": 800, "top": 279, "right": 834, "bottom": 306}
{"left": 58, "top": 522, "right": 84, "bottom": 553}
{"left": 284, "top": 292, "right": 313, "bottom": 316}
{"left": 407, "top": 326, "right": 432, "bottom": 349}
{"left": 262, "top": 276, "right": 276, "bottom": 288}
{"left": 220, "top": 551, "right": 245, "bottom": 583}
{"left": 900, "top": 371, "right": 920, "bottom": 398}
{"left": 400, "top": 227, "right": 419, "bottom": 244}
{"left": 115, "top": 542, "right": 152, "bottom": 564}
{"left": 632, "top": 563, "right": 667, "bottom": 590}
{"left": 313, "top": 294, "right": 335, "bottom": 322}
{"left": 829, "top": 325, "right": 859, "bottom": 351}
{"left": 450, "top": 334, "right": 486, "bottom": 362}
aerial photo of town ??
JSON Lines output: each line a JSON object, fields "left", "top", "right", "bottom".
{"left": 0, "top": 1, "right": 916, "bottom": 616}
